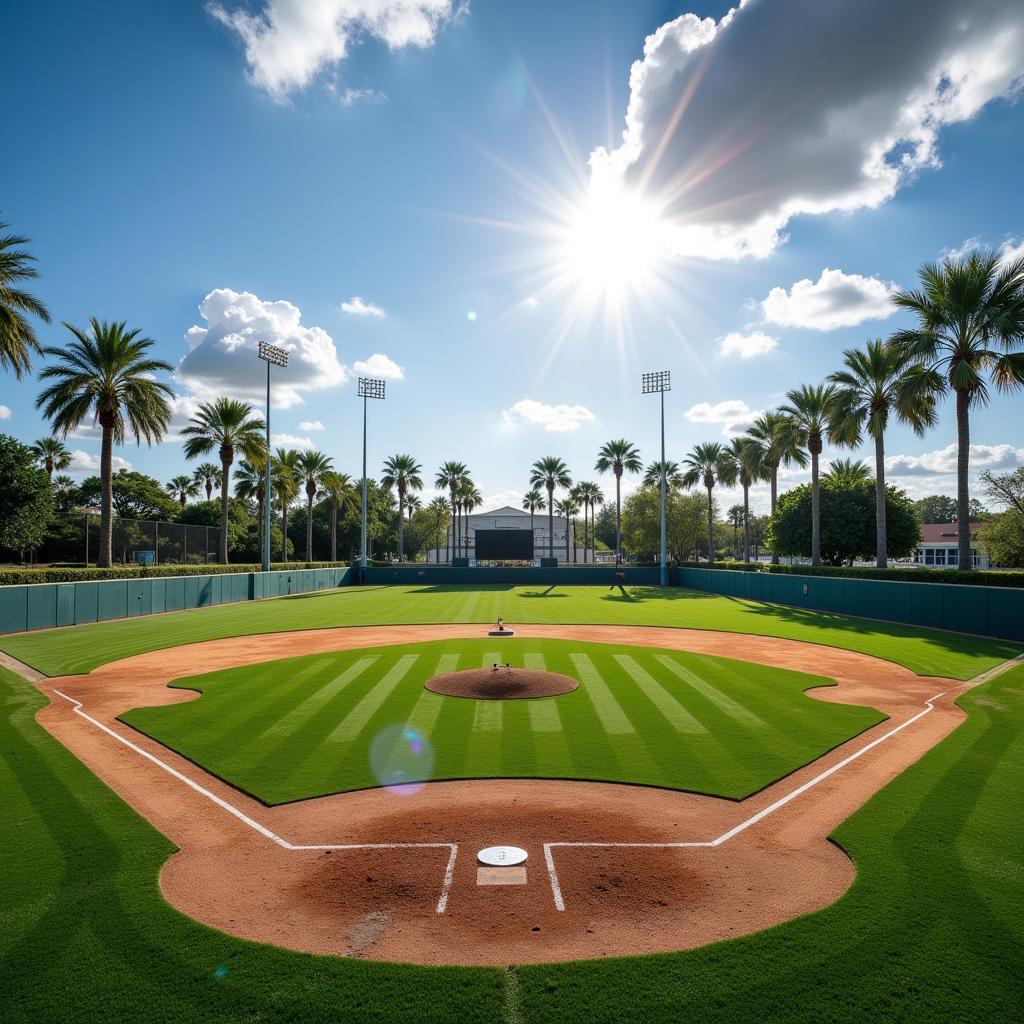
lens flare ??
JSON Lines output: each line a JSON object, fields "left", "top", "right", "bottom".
{"left": 369, "top": 724, "right": 434, "bottom": 796}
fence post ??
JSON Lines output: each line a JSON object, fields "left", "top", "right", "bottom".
{"left": 154, "top": 521, "right": 160, "bottom": 564}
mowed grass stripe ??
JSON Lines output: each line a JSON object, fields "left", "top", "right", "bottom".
{"left": 522, "top": 653, "right": 564, "bottom": 733}
{"left": 569, "top": 653, "right": 636, "bottom": 734}
{"left": 404, "top": 653, "right": 460, "bottom": 735}
{"left": 326, "top": 654, "right": 420, "bottom": 742}
{"left": 654, "top": 654, "right": 766, "bottom": 728}
{"left": 613, "top": 654, "right": 707, "bottom": 734}
{"left": 259, "top": 656, "right": 378, "bottom": 738}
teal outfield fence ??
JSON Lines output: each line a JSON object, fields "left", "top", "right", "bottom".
{"left": 359, "top": 565, "right": 663, "bottom": 586}
{"left": 678, "top": 567, "right": 1024, "bottom": 643}
{"left": 0, "top": 566, "right": 352, "bottom": 634}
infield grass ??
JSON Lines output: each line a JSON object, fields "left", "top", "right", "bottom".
{"left": 2, "top": 584, "right": 1018, "bottom": 679}
{"left": 119, "top": 638, "right": 880, "bottom": 802}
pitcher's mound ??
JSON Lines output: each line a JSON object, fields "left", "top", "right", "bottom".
{"left": 425, "top": 667, "right": 578, "bottom": 700}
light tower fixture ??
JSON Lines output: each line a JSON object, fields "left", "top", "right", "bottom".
{"left": 257, "top": 341, "right": 288, "bottom": 572}
{"left": 642, "top": 370, "right": 671, "bottom": 587}
{"left": 358, "top": 377, "right": 386, "bottom": 578}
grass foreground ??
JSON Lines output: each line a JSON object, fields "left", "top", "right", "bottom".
{"left": 121, "top": 638, "right": 877, "bottom": 802}
{"left": 3, "top": 660, "right": 1023, "bottom": 1022}
{"left": 2, "top": 584, "right": 1019, "bottom": 679}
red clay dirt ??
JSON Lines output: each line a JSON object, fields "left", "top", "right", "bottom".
{"left": 33, "top": 623, "right": 970, "bottom": 965}
{"left": 425, "top": 665, "right": 579, "bottom": 699}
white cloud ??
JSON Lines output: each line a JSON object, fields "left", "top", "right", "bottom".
{"left": 340, "top": 296, "right": 386, "bottom": 318}
{"left": 337, "top": 86, "right": 387, "bottom": 107}
{"left": 522, "top": 296, "right": 540, "bottom": 310}
{"left": 299, "top": 420, "right": 325, "bottom": 431}
{"left": 352, "top": 352, "right": 404, "bottom": 379}
{"left": 210, "top": 0, "right": 458, "bottom": 101}
{"left": 591, "top": 1, "right": 1024, "bottom": 260}
{"left": 719, "top": 330, "right": 777, "bottom": 359}
{"left": 270, "top": 433, "right": 316, "bottom": 451}
{"left": 0, "top": 405, "right": 11, "bottom": 420}
{"left": 942, "top": 235, "right": 1024, "bottom": 266}
{"left": 68, "top": 450, "right": 132, "bottom": 474}
{"left": 502, "top": 399, "right": 596, "bottom": 433}
{"left": 684, "top": 398, "right": 762, "bottom": 437}
{"left": 178, "top": 288, "right": 346, "bottom": 410}
{"left": 1000, "top": 237, "right": 1024, "bottom": 265}
{"left": 885, "top": 443, "right": 1024, "bottom": 477}
{"left": 761, "top": 269, "right": 896, "bottom": 330}
{"left": 480, "top": 490, "right": 525, "bottom": 513}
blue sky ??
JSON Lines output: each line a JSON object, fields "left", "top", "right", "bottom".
{"left": 3, "top": 0, "right": 1023, "bottom": 513}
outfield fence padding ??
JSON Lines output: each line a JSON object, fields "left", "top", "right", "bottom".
{"left": 678, "top": 567, "right": 1024, "bottom": 643}
{"left": 0, "top": 566, "right": 353, "bottom": 634}
{"left": 359, "top": 565, "right": 663, "bottom": 586}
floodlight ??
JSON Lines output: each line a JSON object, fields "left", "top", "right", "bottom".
{"left": 258, "top": 340, "right": 289, "bottom": 367}
{"left": 358, "top": 377, "right": 386, "bottom": 400}
{"left": 641, "top": 370, "right": 670, "bottom": 394}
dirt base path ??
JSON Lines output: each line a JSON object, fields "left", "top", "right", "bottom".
{"left": 34, "top": 624, "right": 968, "bottom": 965}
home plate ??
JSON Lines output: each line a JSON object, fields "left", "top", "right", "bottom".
{"left": 477, "top": 846, "right": 528, "bottom": 885}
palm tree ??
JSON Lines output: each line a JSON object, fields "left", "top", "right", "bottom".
{"left": 555, "top": 497, "right": 578, "bottom": 562}
{"left": 233, "top": 457, "right": 267, "bottom": 563}
{"left": 192, "top": 463, "right": 222, "bottom": 502}
{"left": 319, "top": 471, "right": 355, "bottom": 562}
{"left": 30, "top": 437, "right": 71, "bottom": 481}
{"left": 729, "top": 437, "right": 767, "bottom": 563}
{"left": 828, "top": 338, "right": 941, "bottom": 567}
{"left": 727, "top": 504, "right": 744, "bottom": 558}
{"left": 404, "top": 493, "right": 422, "bottom": 521}
{"left": 166, "top": 474, "right": 199, "bottom": 507}
{"left": 458, "top": 481, "right": 483, "bottom": 558}
{"left": 682, "top": 442, "right": 737, "bottom": 566}
{"left": 435, "top": 461, "right": 469, "bottom": 562}
{"left": 891, "top": 251, "right": 1024, "bottom": 569}
{"left": 522, "top": 488, "right": 546, "bottom": 557}
{"left": 427, "top": 495, "right": 451, "bottom": 560}
{"left": 571, "top": 482, "right": 602, "bottom": 563}
{"left": 530, "top": 456, "right": 572, "bottom": 560}
{"left": 36, "top": 319, "right": 173, "bottom": 567}
{"left": 294, "top": 450, "right": 334, "bottom": 561}
{"left": 52, "top": 474, "right": 75, "bottom": 511}
{"left": 821, "top": 458, "right": 873, "bottom": 486}
{"left": 381, "top": 454, "right": 423, "bottom": 563}
{"left": 182, "top": 398, "right": 266, "bottom": 564}
{"left": 0, "top": 221, "right": 50, "bottom": 378}
{"left": 585, "top": 485, "right": 604, "bottom": 563}
{"left": 746, "top": 411, "right": 807, "bottom": 565}
{"left": 780, "top": 384, "right": 838, "bottom": 566}
{"left": 643, "top": 460, "right": 683, "bottom": 489}
{"left": 594, "top": 439, "right": 642, "bottom": 562}
{"left": 272, "top": 449, "right": 301, "bottom": 563}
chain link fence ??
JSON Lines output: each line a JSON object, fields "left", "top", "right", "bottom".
{"left": 40, "top": 513, "right": 221, "bottom": 566}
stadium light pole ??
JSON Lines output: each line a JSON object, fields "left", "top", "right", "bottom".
{"left": 358, "top": 377, "right": 386, "bottom": 580}
{"left": 642, "top": 370, "right": 671, "bottom": 587}
{"left": 257, "top": 341, "right": 288, "bottom": 573}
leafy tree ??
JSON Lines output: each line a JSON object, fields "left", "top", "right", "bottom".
{"left": 381, "top": 454, "right": 423, "bottom": 563}
{"left": 30, "top": 437, "right": 71, "bottom": 480}
{"left": 769, "top": 479, "right": 919, "bottom": 565}
{"left": 621, "top": 486, "right": 707, "bottom": 563}
{"left": 410, "top": 497, "right": 451, "bottom": 562}
{"left": 0, "top": 434, "right": 54, "bottom": 552}
{"left": 746, "top": 410, "right": 806, "bottom": 564}
{"left": 0, "top": 220, "right": 50, "bottom": 378}
{"left": 530, "top": 456, "right": 572, "bottom": 559}
{"left": 182, "top": 398, "right": 266, "bottom": 563}
{"left": 780, "top": 383, "right": 838, "bottom": 566}
{"left": 294, "top": 450, "right": 334, "bottom": 562}
{"left": 594, "top": 439, "right": 642, "bottom": 562}
{"left": 726, "top": 504, "right": 744, "bottom": 558}
{"left": 77, "top": 469, "right": 179, "bottom": 520}
{"left": 166, "top": 474, "right": 200, "bottom": 507}
{"left": 191, "top": 463, "right": 222, "bottom": 501}
{"left": 435, "top": 461, "right": 469, "bottom": 562}
{"left": 892, "top": 251, "right": 1024, "bottom": 569}
{"left": 828, "top": 338, "right": 941, "bottom": 567}
{"left": 978, "top": 511, "right": 1024, "bottom": 568}
{"left": 51, "top": 474, "right": 76, "bottom": 512}
{"left": 593, "top": 501, "right": 618, "bottom": 549}
{"left": 178, "top": 498, "right": 253, "bottom": 558}
{"left": 979, "top": 467, "right": 1024, "bottom": 519}
{"left": 271, "top": 449, "right": 301, "bottom": 563}
{"left": 36, "top": 319, "right": 173, "bottom": 566}
{"left": 682, "top": 441, "right": 737, "bottom": 565}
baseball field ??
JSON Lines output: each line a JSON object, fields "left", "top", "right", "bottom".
{"left": 2, "top": 582, "right": 1023, "bottom": 1022}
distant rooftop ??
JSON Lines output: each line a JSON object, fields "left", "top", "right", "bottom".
{"left": 920, "top": 522, "right": 980, "bottom": 544}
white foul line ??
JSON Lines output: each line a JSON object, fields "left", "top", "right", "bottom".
{"left": 543, "top": 691, "right": 946, "bottom": 911}
{"left": 51, "top": 689, "right": 457, "bottom": 914}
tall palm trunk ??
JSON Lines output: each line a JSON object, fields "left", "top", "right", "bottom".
{"left": 205, "top": 480, "right": 213, "bottom": 501}
{"left": 330, "top": 500, "right": 338, "bottom": 561}
{"left": 769, "top": 464, "right": 780, "bottom": 565}
{"left": 810, "top": 445, "right": 821, "bottom": 566}
{"left": 305, "top": 485, "right": 315, "bottom": 562}
{"left": 98, "top": 418, "right": 114, "bottom": 567}
{"left": 281, "top": 504, "right": 289, "bottom": 563}
{"left": 874, "top": 431, "right": 887, "bottom": 568}
{"left": 955, "top": 388, "right": 971, "bottom": 570}
{"left": 705, "top": 485, "right": 715, "bottom": 566}
{"left": 398, "top": 483, "right": 406, "bottom": 562}
{"left": 614, "top": 468, "right": 622, "bottom": 562}
{"left": 448, "top": 487, "right": 456, "bottom": 562}
{"left": 583, "top": 500, "right": 589, "bottom": 563}
{"left": 548, "top": 484, "right": 555, "bottom": 559}
{"left": 529, "top": 508, "right": 535, "bottom": 559}
{"left": 742, "top": 484, "right": 750, "bottom": 563}
{"left": 219, "top": 446, "right": 232, "bottom": 564}
{"left": 565, "top": 515, "right": 571, "bottom": 562}
{"left": 256, "top": 489, "right": 265, "bottom": 566}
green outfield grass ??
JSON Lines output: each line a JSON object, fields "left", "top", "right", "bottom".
{"left": 2, "top": 584, "right": 1019, "bottom": 679}
{"left": 120, "top": 638, "right": 878, "bottom": 803}
{"left": 4, "top": 660, "right": 1022, "bottom": 1023}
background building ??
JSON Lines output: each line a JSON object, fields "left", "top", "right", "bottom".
{"left": 427, "top": 505, "right": 586, "bottom": 564}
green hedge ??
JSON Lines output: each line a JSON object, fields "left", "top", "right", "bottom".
{"left": 675, "top": 561, "right": 1024, "bottom": 588}
{"left": 0, "top": 562, "right": 349, "bottom": 587}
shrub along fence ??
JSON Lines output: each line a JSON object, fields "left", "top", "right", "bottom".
{"left": 0, "top": 565, "right": 352, "bottom": 634}
{"left": 0, "top": 562, "right": 348, "bottom": 587}
{"left": 678, "top": 566, "right": 1024, "bottom": 643}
